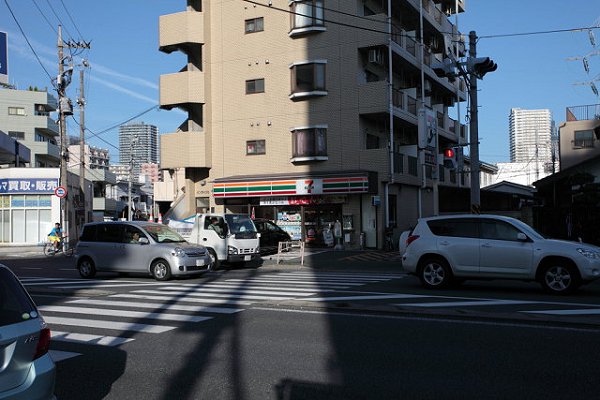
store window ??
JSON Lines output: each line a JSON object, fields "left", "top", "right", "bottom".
{"left": 245, "top": 17, "right": 264, "bottom": 33}
{"left": 247, "top": 140, "right": 266, "bottom": 155}
{"left": 289, "top": 0, "right": 325, "bottom": 36}
{"left": 246, "top": 79, "right": 265, "bottom": 94}
{"left": 290, "top": 61, "right": 326, "bottom": 99}
{"left": 290, "top": 125, "right": 328, "bottom": 162}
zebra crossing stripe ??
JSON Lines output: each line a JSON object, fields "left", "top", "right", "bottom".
{"left": 159, "top": 286, "right": 316, "bottom": 296}
{"left": 278, "top": 272, "right": 406, "bottom": 279}
{"left": 67, "top": 299, "right": 243, "bottom": 314}
{"left": 44, "top": 316, "right": 175, "bottom": 334}
{"left": 52, "top": 331, "right": 135, "bottom": 346}
{"left": 395, "top": 300, "right": 536, "bottom": 308}
{"left": 224, "top": 278, "right": 357, "bottom": 287}
{"left": 39, "top": 305, "right": 212, "bottom": 323}
{"left": 177, "top": 283, "right": 333, "bottom": 293}
{"left": 132, "top": 289, "right": 293, "bottom": 301}
{"left": 258, "top": 275, "right": 388, "bottom": 283}
{"left": 522, "top": 309, "right": 600, "bottom": 316}
{"left": 110, "top": 293, "right": 253, "bottom": 305}
{"left": 53, "top": 282, "right": 173, "bottom": 289}
{"left": 305, "top": 294, "right": 427, "bottom": 302}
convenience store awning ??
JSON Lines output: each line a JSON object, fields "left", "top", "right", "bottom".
{"left": 213, "top": 170, "right": 377, "bottom": 198}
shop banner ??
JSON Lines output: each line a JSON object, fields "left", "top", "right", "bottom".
{"left": 260, "top": 195, "right": 346, "bottom": 206}
{"left": 0, "top": 179, "right": 59, "bottom": 194}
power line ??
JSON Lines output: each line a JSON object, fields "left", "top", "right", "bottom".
{"left": 59, "top": 0, "right": 84, "bottom": 40}
{"left": 479, "top": 26, "right": 600, "bottom": 40}
{"left": 44, "top": 0, "right": 75, "bottom": 40}
{"left": 3, "top": 0, "right": 55, "bottom": 84}
{"left": 31, "top": 0, "right": 57, "bottom": 35}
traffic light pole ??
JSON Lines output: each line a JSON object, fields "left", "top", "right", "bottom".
{"left": 468, "top": 31, "right": 481, "bottom": 210}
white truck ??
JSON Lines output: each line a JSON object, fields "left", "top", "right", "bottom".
{"left": 168, "top": 213, "right": 261, "bottom": 269}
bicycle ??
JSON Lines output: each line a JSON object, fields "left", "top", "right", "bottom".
{"left": 43, "top": 236, "right": 75, "bottom": 257}
{"left": 384, "top": 228, "right": 396, "bottom": 252}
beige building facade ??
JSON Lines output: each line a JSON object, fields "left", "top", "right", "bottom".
{"left": 158, "top": 0, "right": 468, "bottom": 248}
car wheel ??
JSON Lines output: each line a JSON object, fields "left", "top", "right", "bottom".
{"left": 77, "top": 257, "right": 96, "bottom": 278}
{"left": 539, "top": 262, "right": 580, "bottom": 295}
{"left": 151, "top": 259, "right": 172, "bottom": 281}
{"left": 207, "top": 249, "right": 220, "bottom": 271}
{"left": 418, "top": 257, "right": 453, "bottom": 289}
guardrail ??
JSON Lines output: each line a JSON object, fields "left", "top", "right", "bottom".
{"left": 276, "top": 240, "right": 305, "bottom": 266}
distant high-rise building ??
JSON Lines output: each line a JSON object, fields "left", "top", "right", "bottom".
{"left": 509, "top": 108, "right": 553, "bottom": 163}
{"left": 119, "top": 122, "right": 158, "bottom": 181}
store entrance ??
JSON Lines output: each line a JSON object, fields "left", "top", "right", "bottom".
{"left": 303, "top": 206, "right": 341, "bottom": 247}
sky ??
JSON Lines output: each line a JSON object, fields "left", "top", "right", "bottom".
{"left": 0, "top": 0, "right": 599, "bottom": 164}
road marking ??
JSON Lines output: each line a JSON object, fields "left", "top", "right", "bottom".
{"left": 522, "top": 309, "right": 600, "bottom": 316}
{"left": 39, "top": 305, "right": 212, "bottom": 323}
{"left": 68, "top": 299, "right": 243, "bottom": 314}
{"left": 109, "top": 293, "right": 253, "bottom": 305}
{"left": 52, "top": 331, "right": 134, "bottom": 347}
{"left": 132, "top": 289, "right": 293, "bottom": 301}
{"left": 159, "top": 286, "right": 316, "bottom": 296}
{"left": 276, "top": 272, "right": 406, "bottom": 279}
{"left": 177, "top": 283, "right": 333, "bottom": 292}
{"left": 228, "top": 277, "right": 365, "bottom": 286}
{"left": 224, "top": 278, "right": 355, "bottom": 287}
{"left": 44, "top": 316, "right": 176, "bottom": 334}
{"left": 54, "top": 282, "right": 177, "bottom": 289}
{"left": 20, "top": 267, "right": 42, "bottom": 270}
{"left": 49, "top": 350, "right": 82, "bottom": 362}
{"left": 266, "top": 275, "right": 391, "bottom": 282}
{"left": 397, "top": 300, "right": 537, "bottom": 308}
{"left": 304, "top": 294, "right": 428, "bottom": 302}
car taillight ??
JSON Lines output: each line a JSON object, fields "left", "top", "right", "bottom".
{"left": 33, "top": 327, "right": 51, "bottom": 360}
{"left": 406, "top": 235, "right": 420, "bottom": 247}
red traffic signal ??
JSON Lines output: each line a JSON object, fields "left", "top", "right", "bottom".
{"left": 443, "top": 148, "right": 455, "bottom": 158}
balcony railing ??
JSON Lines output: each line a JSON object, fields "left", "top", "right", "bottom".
{"left": 408, "top": 156, "right": 418, "bottom": 176}
{"left": 566, "top": 104, "right": 600, "bottom": 121}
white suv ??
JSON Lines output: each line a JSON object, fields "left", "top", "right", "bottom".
{"left": 402, "top": 214, "right": 600, "bottom": 294}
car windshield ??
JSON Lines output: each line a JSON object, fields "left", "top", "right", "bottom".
{"left": 0, "top": 268, "right": 38, "bottom": 327}
{"left": 144, "top": 224, "right": 187, "bottom": 243}
{"left": 225, "top": 215, "right": 257, "bottom": 234}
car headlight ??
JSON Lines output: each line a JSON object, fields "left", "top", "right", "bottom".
{"left": 171, "top": 247, "right": 186, "bottom": 257}
{"left": 577, "top": 248, "right": 600, "bottom": 259}
{"left": 255, "top": 247, "right": 260, "bottom": 254}
{"left": 228, "top": 246, "right": 238, "bottom": 255}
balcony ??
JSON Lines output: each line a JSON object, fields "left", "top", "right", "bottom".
{"left": 160, "top": 130, "right": 210, "bottom": 169}
{"left": 33, "top": 116, "right": 59, "bottom": 136}
{"left": 154, "top": 181, "right": 175, "bottom": 202}
{"left": 358, "top": 81, "right": 418, "bottom": 123}
{"left": 29, "top": 141, "right": 59, "bottom": 160}
{"left": 159, "top": 11, "right": 204, "bottom": 54}
{"left": 160, "top": 71, "right": 205, "bottom": 108}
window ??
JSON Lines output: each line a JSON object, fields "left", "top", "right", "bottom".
{"left": 366, "top": 134, "right": 380, "bottom": 149}
{"left": 246, "top": 140, "right": 266, "bottom": 155}
{"left": 290, "top": 0, "right": 325, "bottom": 35}
{"left": 291, "top": 125, "right": 328, "bottom": 162}
{"left": 8, "top": 107, "right": 25, "bottom": 116}
{"left": 574, "top": 130, "right": 594, "bottom": 148}
{"left": 427, "top": 218, "right": 479, "bottom": 239}
{"left": 480, "top": 219, "right": 523, "bottom": 241}
{"left": 8, "top": 131, "right": 24, "bottom": 140}
{"left": 290, "top": 61, "right": 326, "bottom": 99}
{"left": 245, "top": 17, "right": 264, "bottom": 33}
{"left": 246, "top": 79, "right": 265, "bottom": 94}
{"left": 96, "top": 224, "right": 123, "bottom": 243}
{"left": 0, "top": 268, "right": 37, "bottom": 327}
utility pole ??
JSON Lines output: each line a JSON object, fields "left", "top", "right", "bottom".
{"left": 78, "top": 69, "right": 86, "bottom": 224}
{"left": 57, "top": 25, "right": 69, "bottom": 238}
{"left": 127, "top": 135, "right": 138, "bottom": 221}
{"left": 468, "top": 30, "right": 481, "bottom": 210}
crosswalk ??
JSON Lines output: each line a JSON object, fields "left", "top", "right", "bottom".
{"left": 21, "top": 277, "right": 175, "bottom": 290}
{"left": 39, "top": 271, "right": 405, "bottom": 361}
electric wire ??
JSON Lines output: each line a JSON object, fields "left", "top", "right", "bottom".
{"left": 478, "top": 26, "right": 600, "bottom": 40}
{"left": 3, "top": 0, "right": 56, "bottom": 85}
{"left": 31, "top": 0, "right": 57, "bottom": 35}
{"left": 44, "top": 0, "right": 75, "bottom": 41}
{"left": 58, "top": 0, "right": 85, "bottom": 40}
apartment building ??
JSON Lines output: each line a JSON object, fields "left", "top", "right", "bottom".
{"left": 509, "top": 108, "right": 553, "bottom": 164}
{"left": 158, "top": 0, "right": 468, "bottom": 248}
{"left": 119, "top": 122, "right": 159, "bottom": 182}
{"left": 0, "top": 87, "right": 60, "bottom": 167}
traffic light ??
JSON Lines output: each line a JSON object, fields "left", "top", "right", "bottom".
{"left": 443, "top": 147, "right": 457, "bottom": 170}
{"left": 467, "top": 57, "right": 498, "bottom": 79}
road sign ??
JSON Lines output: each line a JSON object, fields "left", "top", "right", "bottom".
{"left": 54, "top": 186, "right": 67, "bottom": 198}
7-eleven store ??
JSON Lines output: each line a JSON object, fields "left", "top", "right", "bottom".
{"left": 213, "top": 171, "right": 377, "bottom": 248}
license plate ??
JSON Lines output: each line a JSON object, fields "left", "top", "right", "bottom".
{"left": 244, "top": 255, "right": 251, "bottom": 261}
{"left": 196, "top": 259, "right": 205, "bottom": 266}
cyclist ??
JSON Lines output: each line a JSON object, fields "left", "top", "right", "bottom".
{"left": 48, "top": 222, "right": 62, "bottom": 253}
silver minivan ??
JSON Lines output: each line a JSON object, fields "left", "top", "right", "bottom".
{"left": 75, "top": 221, "right": 212, "bottom": 281}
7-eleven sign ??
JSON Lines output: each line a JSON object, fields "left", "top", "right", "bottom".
{"left": 296, "top": 179, "right": 323, "bottom": 195}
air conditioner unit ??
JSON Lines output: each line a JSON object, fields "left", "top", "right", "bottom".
{"left": 368, "top": 49, "right": 384, "bottom": 65}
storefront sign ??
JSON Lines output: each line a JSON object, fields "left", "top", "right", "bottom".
{"left": 214, "top": 176, "right": 368, "bottom": 198}
{"left": 260, "top": 195, "right": 346, "bottom": 206}
{"left": 0, "top": 179, "right": 59, "bottom": 194}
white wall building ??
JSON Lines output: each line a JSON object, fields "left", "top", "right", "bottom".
{"left": 509, "top": 108, "right": 553, "bottom": 164}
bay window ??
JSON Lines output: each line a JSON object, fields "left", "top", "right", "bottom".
{"left": 290, "top": 61, "right": 327, "bottom": 100}
{"left": 291, "top": 125, "right": 328, "bottom": 162}
{"left": 289, "top": 0, "right": 325, "bottom": 36}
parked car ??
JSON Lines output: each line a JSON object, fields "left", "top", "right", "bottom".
{"left": 402, "top": 214, "right": 600, "bottom": 294}
{"left": 398, "top": 229, "right": 412, "bottom": 255}
{"left": 0, "top": 265, "right": 56, "bottom": 400}
{"left": 253, "top": 218, "right": 291, "bottom": 254}
{"left": 75, "top": 221, "right": 212, "bottom": 281}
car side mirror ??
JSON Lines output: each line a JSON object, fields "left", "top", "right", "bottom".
{"left": 517, "top": 233, "right": 528, "bottom": 242}
{"left": 139, "top": 237, "right": 150, "bottom": 245}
